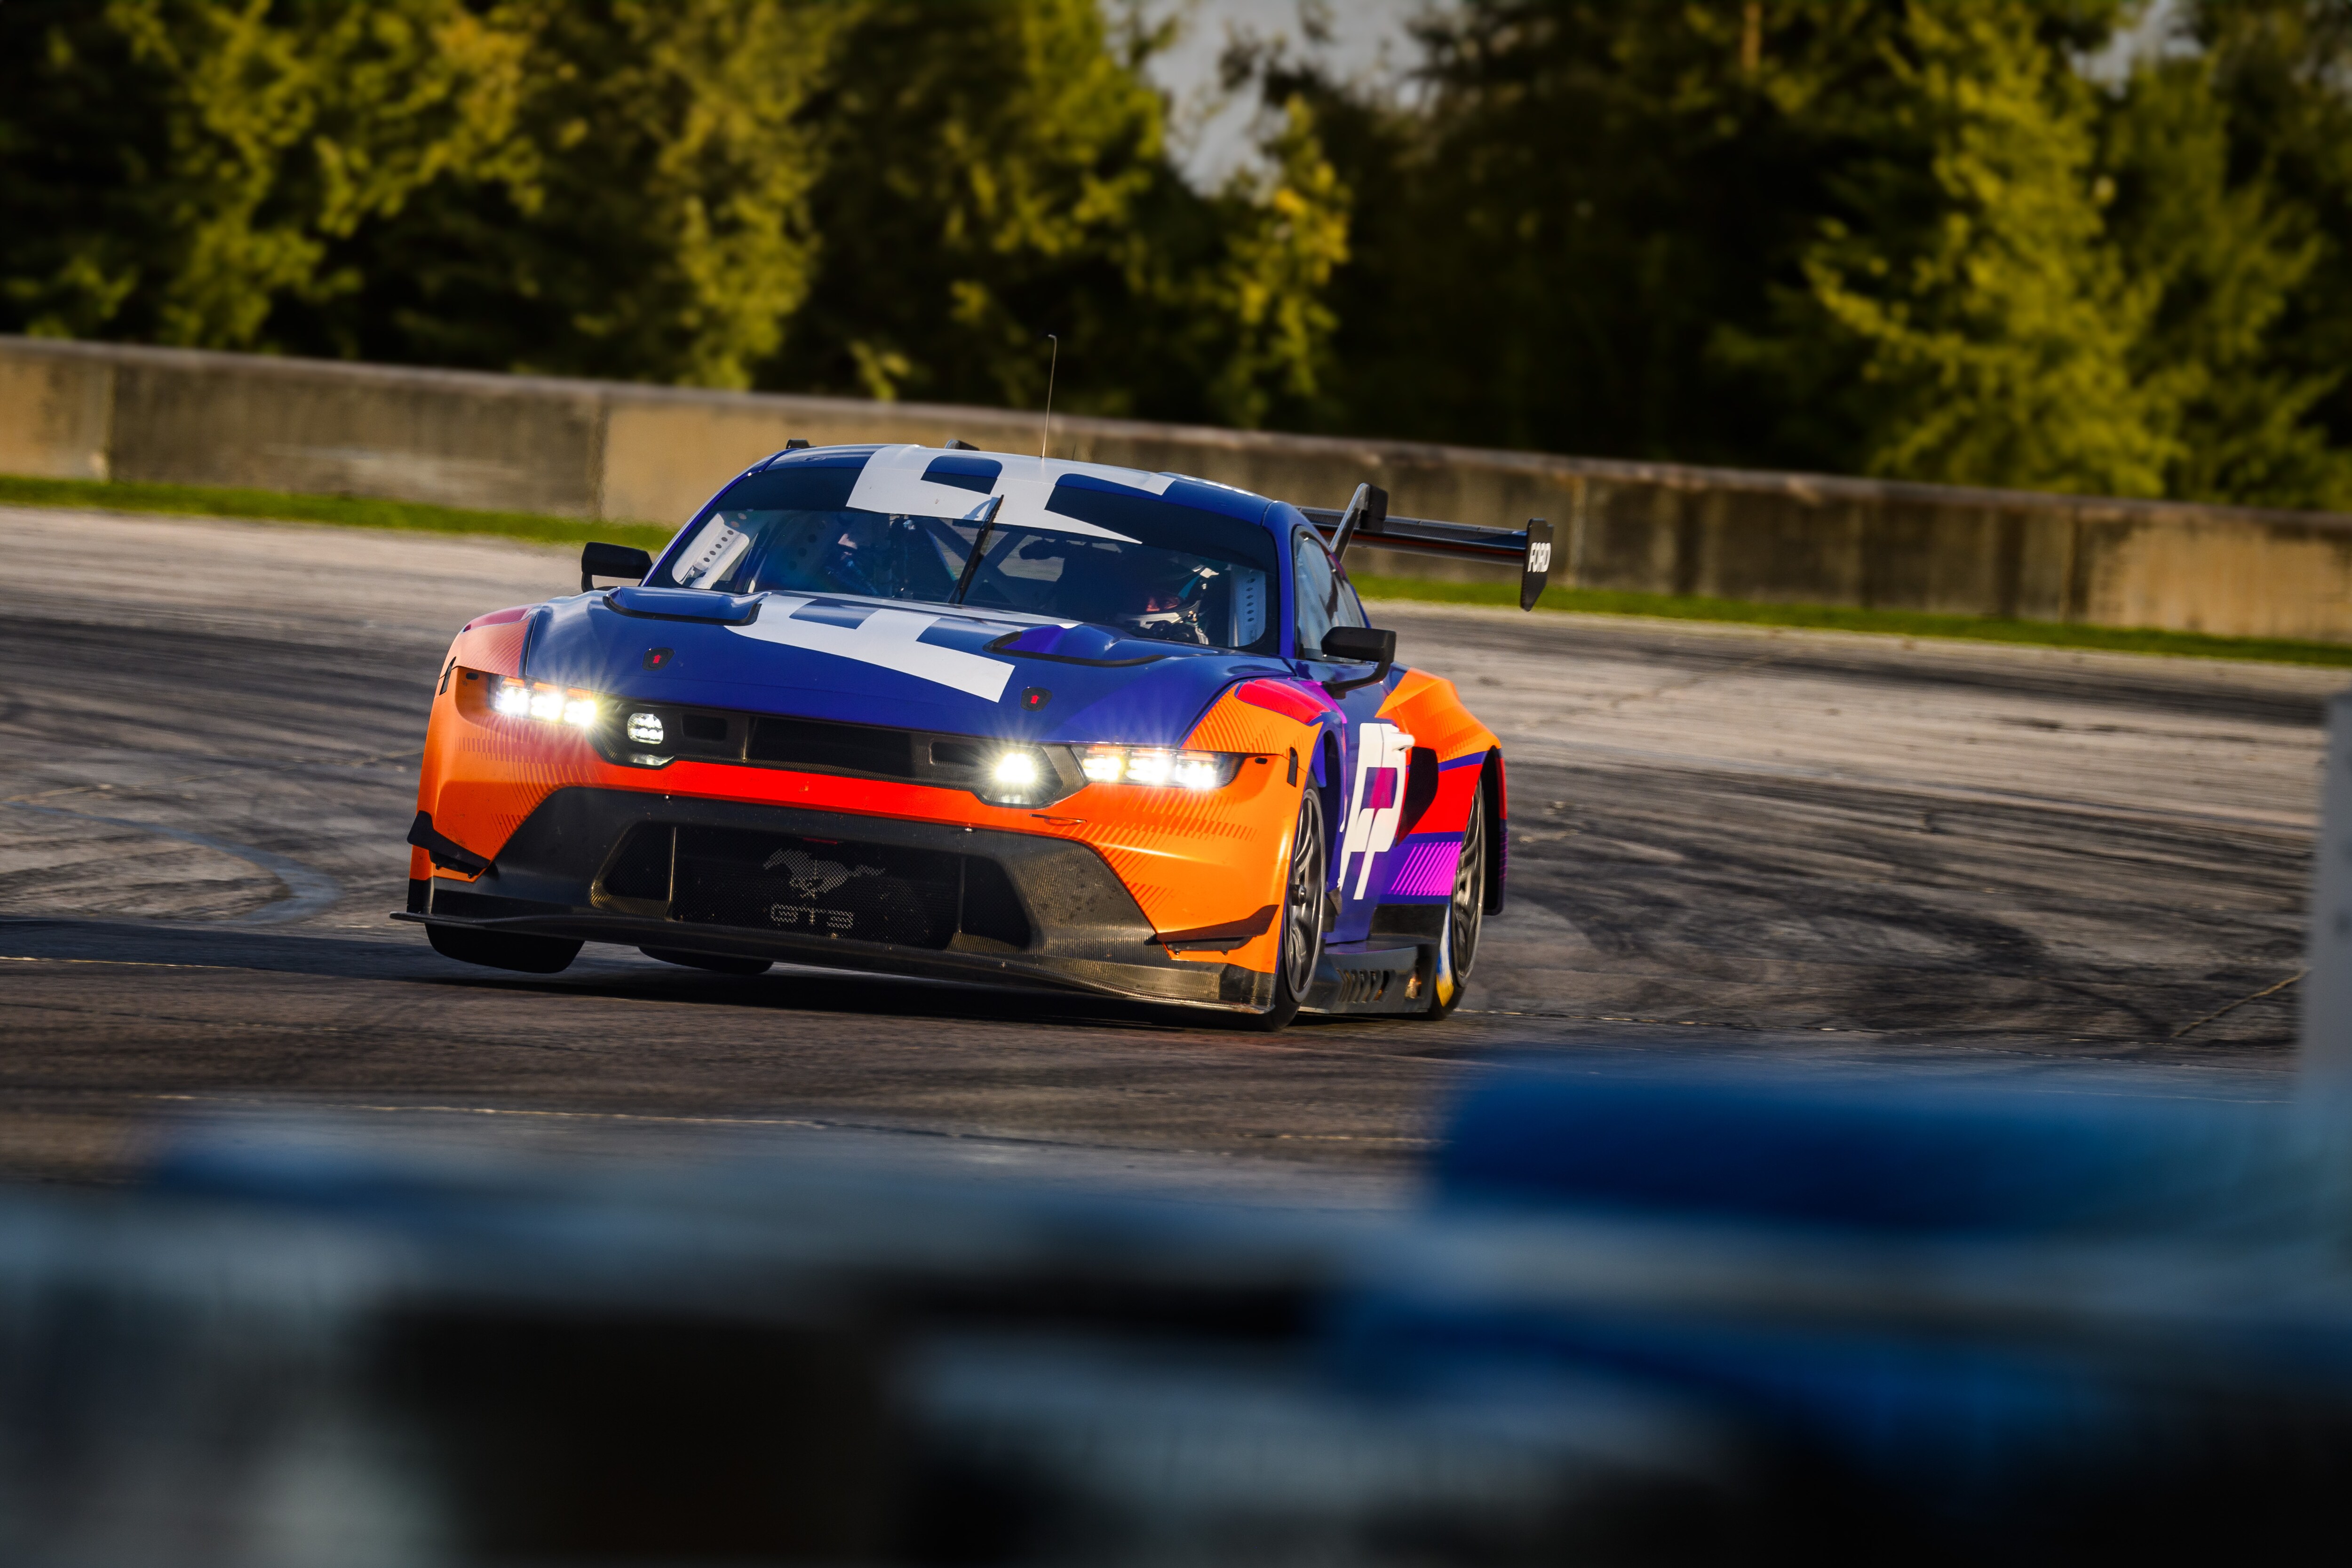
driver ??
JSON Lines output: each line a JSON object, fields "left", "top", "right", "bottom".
{"left": 1034, "top": 541, "right": 1216, "bottom": 644}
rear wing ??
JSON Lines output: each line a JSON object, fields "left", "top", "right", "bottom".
{"left": 1299, "top": 483, "right": 1554, "bottom": 611}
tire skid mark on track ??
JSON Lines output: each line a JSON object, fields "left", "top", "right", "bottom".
{"left": 0, "top": 507, "right": 2334, "bottom": 1187}
{"left": 1, "top": 746, "right": 421, "bottom": 808}
{"left": 1509, "top": 737, "right": 2319, "bottom": 835}
{"left": 1, "top": 801, "right": 340, "bottom": 924}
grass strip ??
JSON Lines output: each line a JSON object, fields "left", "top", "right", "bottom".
{"left": 6, "top": 472, "right": 2344, "bottom": 668}
{"left": 1351, "top": 573, "right": 2352, "bottom": 669}
{"left": 0, "top": 473, "right": 673, "bottom": 552}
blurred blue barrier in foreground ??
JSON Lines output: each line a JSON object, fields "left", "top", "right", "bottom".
{"left": 3, "top": 1061, "right": 2350, "bottom": 1565}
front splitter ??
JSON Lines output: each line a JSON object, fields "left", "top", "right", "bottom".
{"left": 394, "top": 905, "right": 1261, "bottom": 1011}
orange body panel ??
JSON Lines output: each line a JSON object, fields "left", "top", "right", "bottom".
{"left": 414, "top": 660, "right": 1336, "bottom": 974}
{"left": 447, "top": 608, "right": 532, "bottom": 677}
{"left": 1378, "top": 668, "right": 1498, "bottom": 770}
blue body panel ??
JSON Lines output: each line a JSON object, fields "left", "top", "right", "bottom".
{"left": 492, "top": 443, "right": 1442, "bottom": 929}
{"left": 522, "top": 588, "right": 1295, "bottom": 747}
{"left": 508, "top": 443, "right": 1366, "bottom": 753}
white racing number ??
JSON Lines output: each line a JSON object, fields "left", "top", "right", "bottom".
{"left": 1337, "top": 721, "right": 1415, "bottom": 899}
{"left": 730, "top": 598, "right": 1017, "bottom": 703}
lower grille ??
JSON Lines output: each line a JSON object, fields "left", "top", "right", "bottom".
{"left": 671, "top": 826, "right": 963, "bottom": 949}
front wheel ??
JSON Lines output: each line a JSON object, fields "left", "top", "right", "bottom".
{"left": 1243, "top": 788, "right": 1327, "bottom": 1031}
{"left": 1420, "top": 786, "right": 1487, "bottom": 1019}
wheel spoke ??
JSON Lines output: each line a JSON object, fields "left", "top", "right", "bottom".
{"left": 1449, "top": 795, "right": 1485, "bottom": 981}
{"left": 1282, "top": 795, "right": 1324, "bottom": 995}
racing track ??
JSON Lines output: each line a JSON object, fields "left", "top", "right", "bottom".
{"left": 0, "top": 506, "right": 2332, "bottom": 1192}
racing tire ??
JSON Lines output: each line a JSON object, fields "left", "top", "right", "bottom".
{"left": 426, "top": 923, "right": 582, "bottom": 974}
{"left": 641, "top": 946, "right": 773, "bottom": 976}
{"left": 1243, "top": 788, "right": 1327, "bottom": 1031}
{"left": 1418, "top": 786, "right": 1487, "bottom": 1020}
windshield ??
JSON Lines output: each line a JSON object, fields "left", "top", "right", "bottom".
{"left": 655, "top": 463, "right": 1280, "bottom": 653}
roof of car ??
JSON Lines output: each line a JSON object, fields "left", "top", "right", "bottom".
{"left": 747, "top": 442, "right": 1295, "bottom": 531}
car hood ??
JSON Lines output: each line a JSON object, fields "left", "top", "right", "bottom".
{"left": 520, "top": 586, "right": 1295, "bottom": 747}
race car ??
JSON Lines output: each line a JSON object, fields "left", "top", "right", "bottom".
{"left": 397, "top": 442, "right": 1551, "bottom": 1027}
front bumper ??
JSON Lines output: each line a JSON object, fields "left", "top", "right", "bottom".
{"left": 398, "top": 786, "right": 1278, "bottom": 1011}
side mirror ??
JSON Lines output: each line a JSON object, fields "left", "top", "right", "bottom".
{"left": 581, "top": 541, "right": 654, "bottom": 594}
{"left": 1319, "top": 624, "right": 1396, "bottom": 696}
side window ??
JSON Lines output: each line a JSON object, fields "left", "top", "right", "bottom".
{"left": 1292, "top": 528, "right": 1369, "bottom": 656}
{"left": 1333, "top": 563, "right": 1368, "bottom": 633}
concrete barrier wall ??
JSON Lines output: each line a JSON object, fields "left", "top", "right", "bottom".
{"left": 8, "top": 333, "right": 2352, "bottom": 641}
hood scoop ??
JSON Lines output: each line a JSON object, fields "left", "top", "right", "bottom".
{"left": 600, "top": 586, "right": 763, "bottom": 626}
{"left": 988, "top": 623, "right": 1169, "bottom": 667}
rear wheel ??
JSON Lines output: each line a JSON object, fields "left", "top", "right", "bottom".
{"left": 641, "top": 946, "right": 772, "bottom": 976}
{"left": 1422, "top": 787, "right": 1487, "bottom": 1019}
{"left": 1244, "top": 789, "right": 1327, "bottom": 1031}
{"left": 426, "top": 923, "right": 581, "bottom": 974}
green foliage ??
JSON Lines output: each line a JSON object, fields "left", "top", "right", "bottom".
{"left": 2102, "top": 40, "right": 2352, "bottom": 508}
{"left": 0, "top": 0, "right": 531, "bottom": 348}
{"left": 2175, "top": 0, "right": 2352, "bottom": 507}
{"left": 328, "top": 0, "right": 843, "bottom": 388}
{"left": 773, "top": 0, "right": 1176, "bottom": 410}
{"left": 1197, "top": 95, "right": 1350, "bottom": 429}
{"left": 8, "top": 0, "right": 2352, "bottom": 505}
{"left": 771, "top": 0, "right": 1345, "bottom": 427}
{"left": 0, "top": 0, "right": 1342, "bottom": 418}
{"left": 1257, "top": 0, "right": 2352, "bottom": 508}
{"left": 1739, "top": 2, "right": 2175, "bottom": 495}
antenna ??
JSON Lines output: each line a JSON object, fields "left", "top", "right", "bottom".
{"left": 1041, "top": 333, "right": 1058, "bottom": 459}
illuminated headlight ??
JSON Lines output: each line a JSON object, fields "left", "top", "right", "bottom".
{"left": 1077, "top": 745, "right": 1243, "bottom": 791}
{"left": 488, "top": 677, "right": 608, "bottom": 737}
{"left": 971, "top": 745, "right": 1054, "bottom": 806}
{"left": 1170, "top": 754, "right": 1227, "bottom": 790}
{"left": 626, "top": 712, "right": 665, "bottom": 746}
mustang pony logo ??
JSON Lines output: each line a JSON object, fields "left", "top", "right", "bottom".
{"left": 764, "top": 847, "right": 886, "bottom": 899}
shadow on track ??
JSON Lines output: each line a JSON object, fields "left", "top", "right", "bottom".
{"left": 0, "top": 915, "right": 1326, "bottom": 1039}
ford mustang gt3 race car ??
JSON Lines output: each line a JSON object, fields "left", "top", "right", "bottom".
{"left": 398, "top": 442, "right": 1551, "bottom": 1027}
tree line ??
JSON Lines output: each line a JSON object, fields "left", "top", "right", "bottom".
{"left": 5, "top": 1, "right": 2349, "bottom": 509}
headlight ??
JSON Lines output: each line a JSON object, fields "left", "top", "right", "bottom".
{"left": 973, "top": 745, "right": 1055, "bottom": 807}
{"left": 488, "top": 677, "right": 612, "bottom": 738}
{"left": 626, "top": 711, "right": 665, "bottom": 746}
{"left": 1076, "top": 745, "right": 1243, "bottom": 791}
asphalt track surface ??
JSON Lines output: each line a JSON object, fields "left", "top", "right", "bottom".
{"left": 0, "top": 506, "right": 2335, "bottom": 1196}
